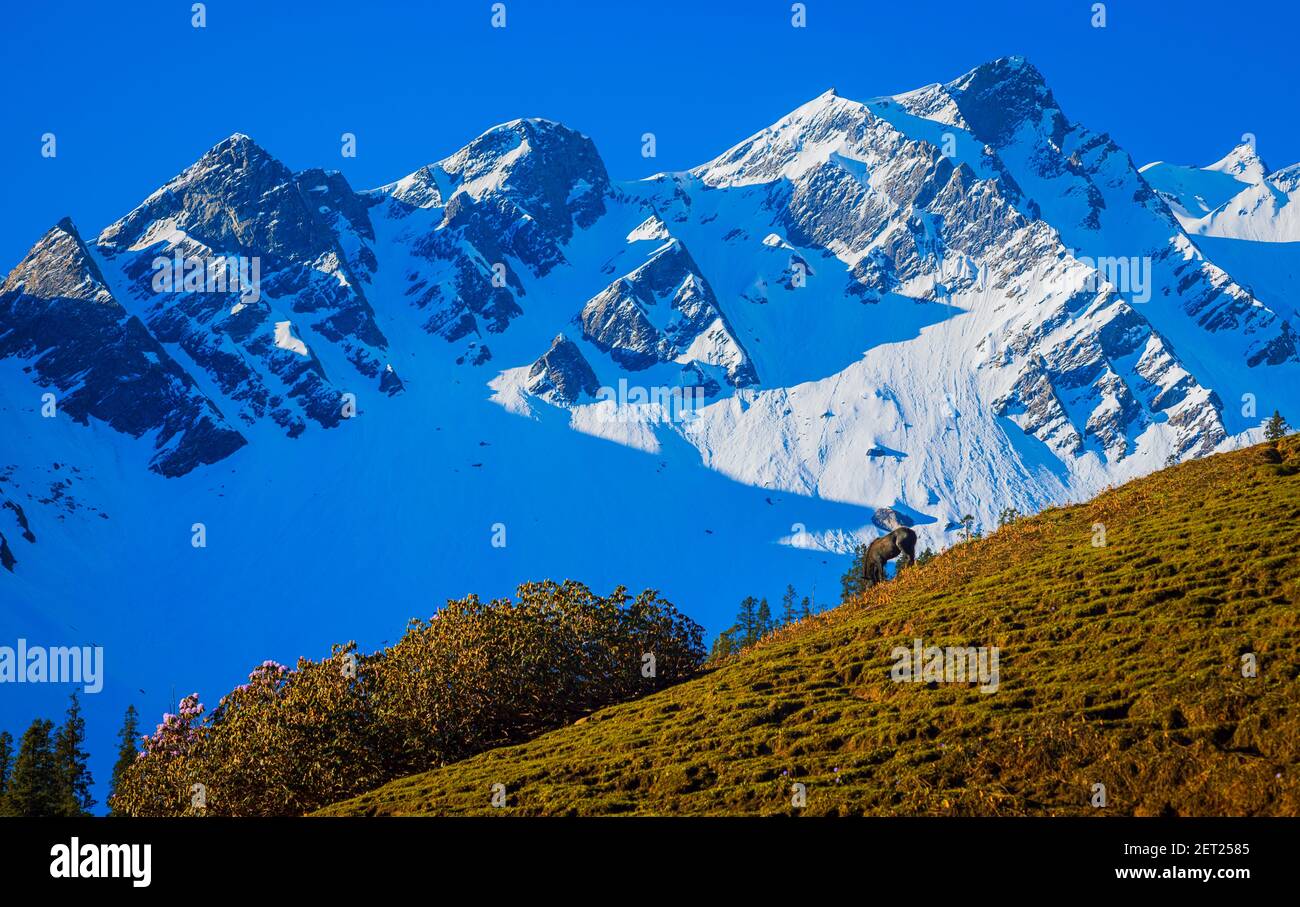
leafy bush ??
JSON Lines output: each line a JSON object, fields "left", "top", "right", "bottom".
{"left": 111, "top": 581, "right": 704, "bottom": 816}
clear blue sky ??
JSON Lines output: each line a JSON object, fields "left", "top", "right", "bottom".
{"left": 2, "top": 0, "right": 1296, "bottom": 268}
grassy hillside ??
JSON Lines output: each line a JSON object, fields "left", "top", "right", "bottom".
{"left": 319, "top": 437, "right": 1300, "bottom": 816}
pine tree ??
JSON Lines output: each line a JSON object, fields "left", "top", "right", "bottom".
{"left": 841, "top": 543, "right": 870, "bottom": 601}
{"left": 915, "top": 547, "right": 936, "bottom": 567}
{"left": 708, "top": 627, "right": 739, "bottom": 663}
{"left": 756, "top": 598, "right": 773, "bottom": 638}
{"left": 961, "top": 514, "right": 976, "bottom": 542}
{"left": 0, "top": 730, "right": 12, "bottom": 814}
{"left": 780, "top": 584, "right": 798, "bottom": 626}
{"left": 0, "top": 730, "right": 12, "bottom": 791}
{"left": 54, "top": 693, "right": 95, "bottom": 816}
{"left": 735, "top": 596, "right": 760, "bottom": 647}
{"left": 800, "top": 596, "right": 812, "bottom": 619}
{"left": 108, "top": 705, "right": 140, "bottom": 817}
{"left": 1264, "top": 410, "right": 1290, "bottom": 442}
{"left": 3, "top": 719, "right": 60, "bottom": 817}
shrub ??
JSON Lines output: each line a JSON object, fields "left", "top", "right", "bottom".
{"left": 111, "top": 581, "right": 704, "bottom": 816}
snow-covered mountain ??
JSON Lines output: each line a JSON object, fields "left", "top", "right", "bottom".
{"left": 1141, "top": 141, "right": 1300, "bottom": 324}
{"left": 4, "top": 56, "right": 1298, "bottom": 633}
{"left": 1143, "top": 141, "right": 1299, "bottom": 241}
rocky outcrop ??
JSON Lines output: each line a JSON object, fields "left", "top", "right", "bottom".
{"left": 872, "top": 507, "right": 915, "bottom": 532}
{"left": 526, "top": 334, "right": 600, "bottom": 405}
{"left": 578, "top": 239, "right": 757, "bottom": 387}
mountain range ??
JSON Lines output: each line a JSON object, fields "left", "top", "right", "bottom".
{"left": 3, "top": 56, "right": 1298, "bottom": 641}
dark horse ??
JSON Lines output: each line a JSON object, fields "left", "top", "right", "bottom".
{"left": 863, "top": 527, "right": 917, "bottom": 586}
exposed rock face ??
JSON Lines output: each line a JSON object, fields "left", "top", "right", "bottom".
{"left": 944, "top": 55, "right": 1069, "bottom": 150}
{"left": 381, "top": 119, "right": 611, "bottom": 343}
{"left": 296, "top": 167, "right": 379, "bottom": 279}
{"left": 992, "top": 288, "right": 1228, "bottom": 461}
{"left": 378, "top": 364, "right": 406, "bottom": 396}
{"left": 678, "top": 362, "right": 721, "bottom": 399}
{"left": 438, "top": 118, "right": 610, "bottom": 254}
{"left": 526, "top": 334, "right": 600, "bottom": 405}
{"left": 101, "top": 134, "right": 340, "bottom": 254}
{"left": 927, "top": 57, "right": 1297, "bottom": 374}
{"left": 296, "top": 168, "right": 377, "bottom": 242}
{"left": 0, "top": 219, "right": 246, "bottom": 476}
{"left": 403, "top": 243, "right": 523, "bottom": 341}
{"left": 97, "top": 134, "right": 393, "bottom": 435}
{"left": 684, "top": 74, "right": 1235, "bottom": 465}
{"left": 872, "top": 507, "right": 915, "bottom": 532}
{"left": 0, "top": 482, "right": 35, "bottom": 572}
{"left": 578, "top": 239, "right": 757, "bottom": 387}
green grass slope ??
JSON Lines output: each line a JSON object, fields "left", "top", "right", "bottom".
{"left": 319, "top": 438, "right": 1300, "bottom": 816}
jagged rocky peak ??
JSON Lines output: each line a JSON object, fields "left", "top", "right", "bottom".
{"left": 88, "top": 132, "right": 397, "bottom": 437}
{"left": 0, "top": 219, "right": 247, "bottom": 477}
{"left": 381, "top": 117, "right": 611, "bottom": 236}
{"left": 1205, "top": 140, "right": 1270, "bottom": 184}
{"left": 440, "top": 118, "right": 610, "bottom": 232}
{"left": 691, "top": 89, "right": 1025, "bottom": 301}
{"left": 942, "top": 55, "right": 1067, "bottom": 148}
{"left": 627, "top": 213, "right": 671, "bottom": 243}
{"left": 1, "top": 218, "right": 116, "bottom": 304}
{"left": 387, "top": 118, "right": 616, "bottom": 340}
{"left": 910, "top": 59, "right": 1296, "bottom": 378}
{"left": 693, "top": 88, "right": 879, "bottom": 188}
{"left": 526, "top": 333, "right": 601, "bottom": 406}
{"left": 100, "top": 133, "right": 334, "bottom": 257}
